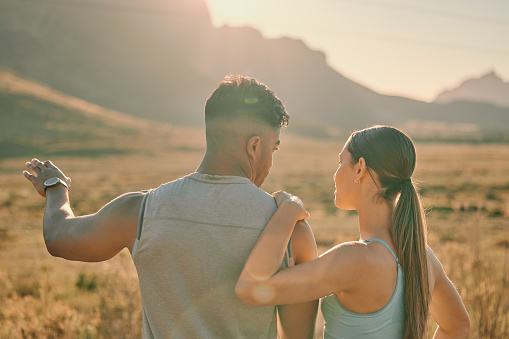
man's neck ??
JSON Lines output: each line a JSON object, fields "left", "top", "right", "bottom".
{"left": 196, "top": 151, "right": 249, "bottom": 178}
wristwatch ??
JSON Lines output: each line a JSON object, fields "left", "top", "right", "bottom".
{"left": 44, "top": 177, "right": 69, "bottom": 193}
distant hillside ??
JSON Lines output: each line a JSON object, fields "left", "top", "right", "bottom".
{"left": 0, "top": 0, "right": 217, "bottom": 126}
{"left": 1, "top": 0, "right": 509, "bottom": 139}
{"left": 434, "top": 72, "right": 509, "bottom": 108}
{"left": 0, "top": 67, "right": 174, "bottom": 159}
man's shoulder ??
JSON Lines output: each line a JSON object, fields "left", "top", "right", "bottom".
{"left": 233, "top": 182, "right": 278, "bottom": 207}
{"left": 244, "top": 185, "right": 276, "bottom": 200}
{"left": 150, "top": 173, "right": 193, "bottom": 193}
{"left": 151, "top": 173, "right": 276, "bottom": 207}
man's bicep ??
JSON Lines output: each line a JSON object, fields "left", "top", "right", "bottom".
{"left": 277, "top": 220, "right": 319, "bottom": 339}
{"left": 292, "top": 220, "right": 318, "bottom": 264}
{"left": 51, "top": 192, "right": 144, "bottom": 262}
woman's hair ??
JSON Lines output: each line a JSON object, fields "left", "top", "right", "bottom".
{"left": 346, "top": 125, "right": 430, "bottom": 339}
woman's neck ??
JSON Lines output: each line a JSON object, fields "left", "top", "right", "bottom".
{"left": 356, "top": 196, "right": 394, "bottom": 243}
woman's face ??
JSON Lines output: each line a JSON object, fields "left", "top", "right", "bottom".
{"left": 333, "top": 147, "right": 358, "bottom": 210}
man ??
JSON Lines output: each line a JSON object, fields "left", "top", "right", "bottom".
{"left": 23, "top": 75, "right": 318, "bottom": 338}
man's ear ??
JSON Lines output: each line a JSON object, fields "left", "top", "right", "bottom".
{"left": 247, "top": 136, "right": 261, "bottom": 160}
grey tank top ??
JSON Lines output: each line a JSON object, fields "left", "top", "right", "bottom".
{"left": 131, "top": 173, "right": 292, "bottom": 339}
{"left": 321, "top": 239, "right": 405, "bottom": 338}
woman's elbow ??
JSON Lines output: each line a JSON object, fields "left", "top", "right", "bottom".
{"left": 235, "top": 281, "right": 271, "bottom": 306}
{"left": 235, "top": 281, "right": 254, "bottom": 304}
{"left": 458, "top": 313, "right": 470, "bottom": 338}
{"left": 441, "top": 314, "right": 470, "bottom": 338}
{"left": 455, "top": 307, "right": 471, "bottom": 337}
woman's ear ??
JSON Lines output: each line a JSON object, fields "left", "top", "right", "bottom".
{"left": 355, "top": 157, "right": 368, "bottom": 183}
{"left": 247, "top": 136, "right": 261, "bottom": 160}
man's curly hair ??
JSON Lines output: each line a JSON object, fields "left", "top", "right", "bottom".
{"left": 205, "top": 75, "right": 289, "bottom": 128}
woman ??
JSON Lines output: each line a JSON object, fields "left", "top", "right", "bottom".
{"left": 236, "top": 125, "right": 470, "bottom": 338}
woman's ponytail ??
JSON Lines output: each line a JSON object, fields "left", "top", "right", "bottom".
{"left": 393, "top": 180, "right": 430, "bottom": 339}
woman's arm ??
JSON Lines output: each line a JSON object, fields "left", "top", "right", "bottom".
{"left": 237, "top": 197, "right": 305, "bottom": 285}
{"left": 236, "top": 192, "right": 364, "bottom": 305}
{"left": 428, "top": 247, "right": 470, "bottom": 338}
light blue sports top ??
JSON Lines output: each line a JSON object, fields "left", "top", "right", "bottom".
{"left": 321, "top": 239, "right": 405, "bottom": 338}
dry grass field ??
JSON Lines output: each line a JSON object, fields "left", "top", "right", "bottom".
{"left": 0, "top": 127, "right": 508, "bottom": 338}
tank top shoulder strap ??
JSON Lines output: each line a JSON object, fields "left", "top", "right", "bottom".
{"left": 364, "top": 238, "right": 399, "bottom": 265}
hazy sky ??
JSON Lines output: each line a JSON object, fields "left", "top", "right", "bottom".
{"left": 204, "top": 0, "right": 509, "bottom": 102}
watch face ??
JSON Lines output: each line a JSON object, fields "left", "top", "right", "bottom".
{"left": 45, "top": 177, "right": 60, "bottom": 186}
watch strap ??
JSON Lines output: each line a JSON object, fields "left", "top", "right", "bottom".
{"left": 44, "top": 177, "right": 69, "bottom": 193}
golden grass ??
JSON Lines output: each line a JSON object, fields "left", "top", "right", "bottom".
{"left": 0, "top": 129, "right": 507, "bottom": 338}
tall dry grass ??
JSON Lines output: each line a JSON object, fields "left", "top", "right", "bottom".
{"left": 0, "top": 134, "right": 508, "bottom": 338}
{"left": 421, "top": 209, "right": 509, "bottom": 338}
{"left": 0, "top": 248, "right": 142, "bottom": 339}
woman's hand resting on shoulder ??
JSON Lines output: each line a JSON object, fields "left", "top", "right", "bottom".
{"left": 272, "top": 191, "right": 310, "bottom": 221}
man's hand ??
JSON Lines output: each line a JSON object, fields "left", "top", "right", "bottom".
{"left": 22, "top": 157, "right": 141, "bottom": 262}
{"left": 23, "top": 158, "right": 71, "bottom": 197}
{"left": 272, "top": 191, "right": 310, "bottom": 221}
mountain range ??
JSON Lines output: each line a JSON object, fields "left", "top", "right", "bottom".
{"left": 434, "top": 71, "right": 509, "bottom": 109}
{"left": 1, "top": 0, "right": 508, "bottom": 139}
{"left": 0, "top": 66, "right": 173, "bottom": 159}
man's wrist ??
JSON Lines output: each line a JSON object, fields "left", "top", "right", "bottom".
{"left": 43, "top": 177, "right": 69, "bottom": 197}
{"left": 45, "top": 184, "right": 68, "bottom": 195}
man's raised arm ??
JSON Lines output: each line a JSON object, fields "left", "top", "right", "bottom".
{"left": 23, "top": 158, "right": 143, "bottom": 262}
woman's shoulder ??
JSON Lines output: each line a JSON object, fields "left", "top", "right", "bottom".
{"left": 328, "top": 240, "right": 367, "bottom": 253}
{"left": 322, "top": 241, "right": 390, "bottom": 293}
{"left": 324, "top": 241, "right": 374, "bottom": 268}
{"left": 331, "top": 240, "right": 393, "bottom": 260}
{"left": 333, "top": 240, "right": 400, "bottom": 273}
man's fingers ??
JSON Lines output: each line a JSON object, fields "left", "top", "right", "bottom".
{"left": 44, "top": 160, "right": 55, "bottom": 168}
{"left": 23, "top": 170, "right": 36, "bottom": 183}
{"left": 26, "top": 161, "right": 40, "bottom": 174}
{"left": 32, "top": 158, "right": 44, "bottom": 169}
